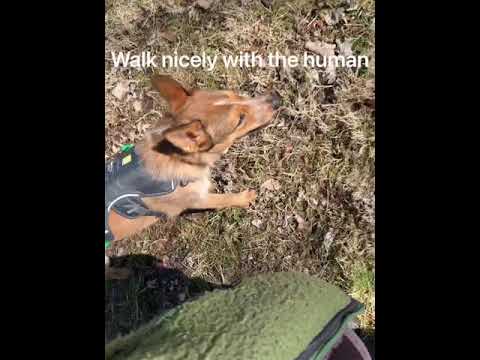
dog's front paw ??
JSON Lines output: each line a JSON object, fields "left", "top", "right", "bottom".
{"left": 239, "top": 189, "right": 257, "bottom": 208}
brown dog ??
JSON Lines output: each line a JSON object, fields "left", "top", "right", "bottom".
{"left": 105, "top": 75, "right": 281, "bottom": 279}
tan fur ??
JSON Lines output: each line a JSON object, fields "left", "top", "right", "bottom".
{"left": 106, "top": 75, "right": 280, "bottom": 280}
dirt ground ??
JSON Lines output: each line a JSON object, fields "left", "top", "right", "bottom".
{"left": 105, "top": 0, "right": 375, "bottom": 346}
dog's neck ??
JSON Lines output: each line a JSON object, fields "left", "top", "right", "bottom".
{"left": 135, "top": 136, "right": 221, "bottom": 183}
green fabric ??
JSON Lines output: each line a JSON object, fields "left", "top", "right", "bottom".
{"left": 105, "top": 272, "right": 356, "bottom": 360}
{"left": 311, "top": 311, "right": 362, "bottom": 360}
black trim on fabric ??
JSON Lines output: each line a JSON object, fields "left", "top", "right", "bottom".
{"left": 294, "top": 299, "right": 364, "bottom": 360}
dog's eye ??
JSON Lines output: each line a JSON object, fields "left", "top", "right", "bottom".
{"left": 237, "top": 113, "right": 246, "bottom": 128}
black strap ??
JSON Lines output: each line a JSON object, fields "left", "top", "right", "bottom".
{"left": 105, "top": 146, "right": 191, "bottom": 243}
{"left": 117, "top": 197, "right": 168, "bottom": 219}
{"left": 106, "top": 197, "right": 168, "bottom": 243}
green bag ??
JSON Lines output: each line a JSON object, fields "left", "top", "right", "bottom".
{"left": 106, "top": 272, "right": 363, "bottom": 360}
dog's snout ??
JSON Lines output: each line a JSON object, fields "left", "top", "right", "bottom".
{"left": 268, "top": 91, "right": 282, "bottom": 110}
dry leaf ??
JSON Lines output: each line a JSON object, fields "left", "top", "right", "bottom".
{"left": 132, "top": 100, "right": 143, "bottom": 113}
{"left": 305, "top": 67, "right": 320, "bottom": 84}
{"left": 321, "top": 8, "right": 345, "bottom": 26}
{"left": 305, "top": 41, "right": 336, "bottom": 84}
{"left": 196, "top": 0, "right": 214, "bottom": 9}
{"left": 112, "top": 80, "right": 130, "bottom": 100}
{"left": 261, "top": 179, "right": 281, "bottom": 191}
{"left": 294, "top": 213, "right": 307, "bottom": 231}
{"left": 336, "top": 38, "right": 353, "bottom": 57}
{"left": 305, "top": 41, "right": 336, "bottom": 59}
{"left": 251, "top": 219, "right": 263, "bottom": 228}
{"left": 159, "top": 31, "right": 176, "bottom": 42}
{"left": 324, "top": 230, "right": 335, "bottom": 251}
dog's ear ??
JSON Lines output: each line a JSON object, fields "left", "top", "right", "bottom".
{"left": 163, "top": 120, "right": 213, "bottom": 153}
{"left": 151, "top": 75, "right": 190, "bottom": 113}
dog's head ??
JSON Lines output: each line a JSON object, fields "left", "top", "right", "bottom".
{"left": 148, "top": 75, "right": 281, "bottom": 158}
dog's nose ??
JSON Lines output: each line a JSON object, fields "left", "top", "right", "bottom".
{"left": 268, "top": 91, "right": 282, "bottom": 110}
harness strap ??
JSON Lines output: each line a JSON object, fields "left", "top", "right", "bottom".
{"left": 105, "top": 144, "right": 191, "bottom": 247}
{"left": 120, "top": 197, "right": 168, "bottom": 219}
{"left": 105, "top": 196, "right": 168, "bottom": 248}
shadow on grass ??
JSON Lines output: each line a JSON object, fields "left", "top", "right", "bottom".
{"left": 106, "top": 255, "right": 375, "bottom": 359}
{"left": 105, "top": 254, "right": 230, "bottom": 344}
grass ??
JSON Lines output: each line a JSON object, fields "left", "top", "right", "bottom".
{"left": 350, "top": 262, "right": 375, "bottom": 330}
{"left": 105, "top": 0, "right": 375, "bottom": 345}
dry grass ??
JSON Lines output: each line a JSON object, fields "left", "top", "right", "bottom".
{"left": 106, "top": 0, "right": 375, "bottom": 341}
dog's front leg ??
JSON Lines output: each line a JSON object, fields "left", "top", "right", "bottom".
{"left": 192, "top": 191, "right": 257, "bottom": 210}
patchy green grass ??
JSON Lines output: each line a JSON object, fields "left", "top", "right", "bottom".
{"left": 106, "top": 0, "right": 375, "bottom": 343}
{"left": 350, "top": 261, "right": 375, "bottom": 330}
